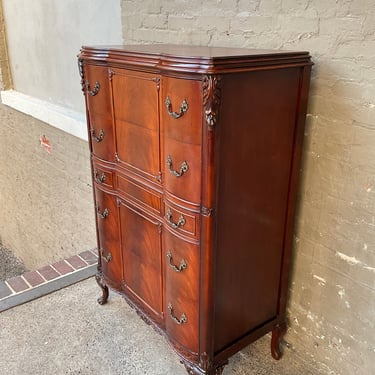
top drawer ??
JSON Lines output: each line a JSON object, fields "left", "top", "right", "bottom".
{"left": 161, "top": 77, "right": 202, "bottom": 145}
{"left": 83, "top": 64, "right": 112, "bottom": 116}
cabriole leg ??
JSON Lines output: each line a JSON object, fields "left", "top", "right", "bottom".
{"left": 271, "top": 322, "right": 287, "bottom": 360}
{"left": 95, "top": 272, "right": 109, "bottom": 305}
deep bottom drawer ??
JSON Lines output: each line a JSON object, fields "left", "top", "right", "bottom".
{"left": 164, "top": 230, "right": 200, "bottom": 353}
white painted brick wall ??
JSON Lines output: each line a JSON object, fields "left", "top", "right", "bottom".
{"left": 121, "top": 1, "right": 375, "bottom": 374}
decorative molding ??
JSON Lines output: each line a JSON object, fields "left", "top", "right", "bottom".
{"left": 153, "top": 77, "right": 160, "bottom": 91}
{"left": 199, "top": 352, "right": 213, "bottom": 371}
{"left": 202, "top": 75, "right": 222, "bottom": 130}
{"left": 78, "top": 58, "right": 85, "bottom": 92}
{"left": 0, "top": 90, "right": 87, "bottom": 141}
{"left": 108, "top": 68, "right": 115, "bottom": 81}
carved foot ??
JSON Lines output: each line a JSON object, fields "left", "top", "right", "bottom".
{"left": 182, "top": 360, "right": 228, "bottom": 375}
{"left": 95, "top": 273, "right": 109, "bottom": 305}
{"left": 271, "top": 322, "right": 287, "bottom": 360}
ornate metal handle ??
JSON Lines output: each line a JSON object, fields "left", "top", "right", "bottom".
{"left": 166, "top": 155, "right": 188, "bottom": 177}
{"left": 166, "top": 251, "right": 187, "bottom": 272}
{"left": 99, "top": 248, "right": 112, "bottom": 262}
{"left": 168, "top": 303, "right": 187, "bottom": 325}
{"left": 96, "top": 204, "right": 109, "bottom": 219}
{"left": 95, "top": 171, "right": 106, "bottom": 184}
{"left": 91, "top": 128, "right": 104, "bottom": 143}
{"left": 166, "top": 209, "right": 186, "bottom": 229}
{"left": 85, "top": 80, "right": 100, "bottom": 96}
{"left": 165, "top": 96, "right": 189, "bottom": 119}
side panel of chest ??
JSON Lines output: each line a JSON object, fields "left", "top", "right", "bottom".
{"left": 213, "top": 68, "right": 303, "bottom": 353}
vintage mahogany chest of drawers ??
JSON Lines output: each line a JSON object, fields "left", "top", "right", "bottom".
{"left": 78, "top": 44, "right": 312, "bottom": 375}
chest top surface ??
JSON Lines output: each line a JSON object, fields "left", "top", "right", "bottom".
{"left": 79, "top": 44, "right": 312, "bottom": 74}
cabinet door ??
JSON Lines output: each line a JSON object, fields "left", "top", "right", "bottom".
{"left": 119, "top": 199, "right": 163, "bottom": 319}
{"left": 111, "top": 69, "right": 161, "bottom": 181}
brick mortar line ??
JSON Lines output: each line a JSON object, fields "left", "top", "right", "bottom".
{"left": 1, "top": 262, "right": 96, "bottom": 300}
{"left": 35, "top": 269, "right": 48, "bottom": 282}
{"left": 21, "top": 275, "right": 33, "bottom": 289}
{"left": 0, "top": 264, "right": 97, "bottom": 312}
{"left": 4, "top": 280, "right": 15, "bottom": 294}
{"left": 49, "top": 263, "right": 63, "bottom": 275}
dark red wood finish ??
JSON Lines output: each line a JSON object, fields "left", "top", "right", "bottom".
{"left": 78, "top": 44, "right": 312, "bottom": 375}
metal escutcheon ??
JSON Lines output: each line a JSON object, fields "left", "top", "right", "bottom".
{"left": 166, "top": 250, "right": 187, "bottom": 272}
{"left": 166, "top": 155, "right": 188, "bottom": 177}
{"left": 99, "top": 248, "right": 112, "bottom": 262}
{"left": 96, "top": 204, "right": 109, "bottom": 219}
{"left": 91, "top": 129, "right": 104, "bottom": 143}
{"left": 168, "top": 303, "right": 187, "bottom": 325}
{"left": 165, "top": 96, "right": 189, "bottom": 119}
{"left": 85, "top": 80, "right": 100, "bottom": 96}
{"left": 95, "top": 171, "right": 106, "bottom": 184}
{"left": 166, "top": 209, "right": 186, "bottom": 229}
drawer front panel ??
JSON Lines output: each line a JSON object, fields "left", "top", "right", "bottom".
{"left": 117, "top": 174, "right": 162, "bottom": 215}
{"left": 94, "top": 187, "right": 122, "bottom": 286}
{"left": 84, "top": 64, "right": 112, "bottom": 116}
{"left": 89, "top": 113, "right": 115, "bottom": 161}
{"left": 163, "top": 137, "right": 202, "bottom": 203}
{"left": 164, "top": 232, "right": 199, "bottom": 353}
{"left": 161, "top": 77, "right": 203, "bottom": 146}
{"left": 92, "top": 162, "right": 114, "bottom": 189}
{"left": 164, "top": 201, "right": 199, "bottom": 239}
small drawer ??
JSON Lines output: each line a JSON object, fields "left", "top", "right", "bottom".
{"left": 164, "top": 231, "right": 199, "bottom": 290}
{"left": 163, "top": 137, "right": 202, "bottom": 204}
{"left": 164, "top": 200, "right": 200, "bottom": 239}
{"left": 92, "top": 164, "right": 114, "bottom": 189}
{"left": 83, "top": 64, "right": 112, "bottom": 116}
{"left": 94, "top": 187, "right": 122, "bottom": 287}
{"left": 117, "top": 174, "right": 162, "bottom": 215}
{"left": 89, "top": 113, "right": 115, "bottom": 161}
{"left": 161, "top": 77, "right": 202, "bottom": 146}
{"left": 164, "top": 233, "right": 199, "bottom": 352}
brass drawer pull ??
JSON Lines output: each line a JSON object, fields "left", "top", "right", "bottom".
{"left": 91, "top": 128, "right": 105, "bottom": 143}
{"left": 99, "top": 248, "right": 112, "bottom": 262}
{"left": 166, "top": 209, "right": 186, "bottom": 229}
{"left": 167, "top": 155, "right": 188, "bottom": 177}
{"left": 96, "top": 204, "right": 109, "bottom": 219}
{"left": 165, "top": 96, "right": 188, "bottom": 119}
{"left": 168, "top": 303, "right": 187, "bottom": 325}
{"left": 85, "top": 80, "right": 100, "bottom": 96}
{"left": 95, "top": 171, "right": 107, "bottom": 184}
{"left": 166, "top": 251, "right": 187, "bottom": 272}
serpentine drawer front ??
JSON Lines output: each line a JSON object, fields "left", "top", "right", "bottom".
{"left": 78, "top": 44, "right": 312, "bottom": 375}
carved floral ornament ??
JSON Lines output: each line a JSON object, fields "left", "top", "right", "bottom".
{"left": 203, "top": 75, "right": 222, "bottom": 130}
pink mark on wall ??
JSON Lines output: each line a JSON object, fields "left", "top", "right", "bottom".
{"left": 39, "top": 135, "right": 52, "bottom": 154}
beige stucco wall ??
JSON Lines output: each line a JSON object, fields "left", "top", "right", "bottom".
{"left": 0, "top": 1, "right": 123, "bottom": 269}
{"left": 0, "top": 0, "right": 11, "bottom": 90}
{"left": 0, "top": 102, "right": 96, "bottom": 269}
{"left": 120, "top": 1, "right": 374, "bottom": 374}
{"left": 2, "top": 0, "right": 122, "bottom": 113}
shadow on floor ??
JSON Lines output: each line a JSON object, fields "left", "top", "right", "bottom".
{"left": 0, "top": 244, "right": 27, "bottom": 281}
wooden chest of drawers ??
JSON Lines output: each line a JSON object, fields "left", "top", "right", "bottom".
{"left": 78, "top": 44, "right": 312, "bottom": 375}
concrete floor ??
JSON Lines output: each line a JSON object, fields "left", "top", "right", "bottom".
{"left": 0, "top": 278, "right": 328, "bottom": 375}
